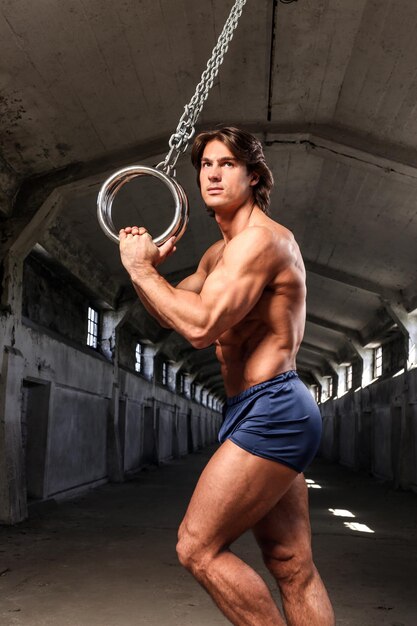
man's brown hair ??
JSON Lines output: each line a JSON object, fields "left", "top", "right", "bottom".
{"left": 191, "top": 126, "right": 274, "bottom": 215}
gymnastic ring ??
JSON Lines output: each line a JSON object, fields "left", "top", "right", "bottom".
{"left": 97, "top": 165, "right": 189, "bottom": 246}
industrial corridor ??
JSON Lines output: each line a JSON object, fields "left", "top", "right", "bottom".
{"left": 0, "top": 445, "right": 416, "bottom": 626}
{"left": 2, "top": 2, "right": 417, "bottom": 624}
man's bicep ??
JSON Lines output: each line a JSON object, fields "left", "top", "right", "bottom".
{"left": 199, "top": 242, "right": 276, "bottom": 336}
{"left": 201, "top": 263, "right": 268, "bottom": 319}
{"left": 198, "top": 226, "right": 291, "bottom": 341}
{"left": 176, "top": 269, "right": 207, "bottom": 293}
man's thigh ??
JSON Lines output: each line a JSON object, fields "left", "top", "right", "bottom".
{"left": 252, "top": 474, "right": 312, "bottom": 560}
{"left": 179, "top": 440, "right": 298, "bottom": 551}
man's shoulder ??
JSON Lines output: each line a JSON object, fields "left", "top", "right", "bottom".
{"left": 229, "top": 220, "right": 295, "bottom": 252}
{"left": 225, "top": 221, "right": 300, "bottom": 275}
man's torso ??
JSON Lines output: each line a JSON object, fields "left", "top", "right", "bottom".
{"left": 202, "top": 215, "right": 306, "bottom": 396}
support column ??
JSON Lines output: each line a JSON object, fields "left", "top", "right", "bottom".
{"left": 349, "top": 339, "right": 374, "bottom": 387}
{"left": 102, "top": 306, "right": 131, "bottom": 483}
{"left": 195, "top": 383, "right": 204, "bottom": 404}
{"left": 183, "top": 373, "right": 193, "bottom": 399}
{"left": 382, "top": 300, "right": 417, "bottom": 370}
{"left": 308, "top": 370, "right": 323, "bottom": 403}
{"left": 101, "top": 307, "right": 130, "bottom": 361}
{"left": 167, "top": 362, "right": 182, "bottom": 393}
{"left": 142, "top": 344, "right": 157, "bottom": 381}
{"left": 107, "top": 382, "right": 124, "bottom": 483}
{"left": 382, "top": 301, "right": 417, "bottom": 489}
{"left": 334, "top": 364, "right": 347, "bottom": 398}
{"left": 0, "top": 346, "right": 27, "bottom": 524}
{"left": 0, "top": 251, "right": 27, "bottom": 523}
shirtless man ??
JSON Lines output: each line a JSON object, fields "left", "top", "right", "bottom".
{"left": 119, "top": 127, "right": 335, "bottom": 626}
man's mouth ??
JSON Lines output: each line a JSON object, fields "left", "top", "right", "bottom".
{"left": 207, "top": 187, "right": 223, "bottom": 193}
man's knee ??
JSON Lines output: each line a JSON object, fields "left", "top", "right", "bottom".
{"left": 176, "top": 522, "right": 212, "bottom": 576}
{"left": 261, "top": 541, "right": 314, "bottom": 587}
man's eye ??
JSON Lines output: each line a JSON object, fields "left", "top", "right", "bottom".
{"left": 224, "top": 161, "right": 233, "bottom": 167}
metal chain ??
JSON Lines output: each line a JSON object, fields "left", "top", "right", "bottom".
{"left": 159, "top": 0, "right": 247, "bottom": 175}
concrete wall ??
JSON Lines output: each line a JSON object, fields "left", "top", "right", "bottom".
{"left": 319, "top": 368, "right": 417, "bottom": 492}
{"left": 22, "top": 254, "right": 90, "bottom": 345}
{"left": 0, "top": 319, "right": 222, "bottom": 523}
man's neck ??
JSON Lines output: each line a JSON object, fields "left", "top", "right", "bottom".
{"left": 214, "top": 202, "right": 260, "bottom": 243}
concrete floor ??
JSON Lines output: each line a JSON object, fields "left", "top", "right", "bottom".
{"left": 0, "top": 446, "right": 416, "bottom": 626}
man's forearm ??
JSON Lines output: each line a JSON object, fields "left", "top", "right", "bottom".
{"left": 131, "top": 280, "right": 171, "bottom": 328}
{"left": 129, "top": 264, "right": 210, "bottom": 347}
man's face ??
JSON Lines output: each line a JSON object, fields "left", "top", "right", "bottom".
{"left": 199, "top": 140, "right": 257, "bottom": 212}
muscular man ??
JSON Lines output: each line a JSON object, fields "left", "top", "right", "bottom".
{"left": 119, "top": 127, "right": 335, "bottom": 626}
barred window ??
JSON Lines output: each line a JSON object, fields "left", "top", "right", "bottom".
{"left": 327, "top": 377, "right": 333, "bottom": 399}
{"left": 162, "top": 361, "right": 168, "bottom": 386}
{"left": 179, "top": 372, "right": 186, "bottom": 394}
{"left": 135, "top": 343, "right": 143, "bottom": 373}
{"left": 373, "top": 345, "right": 382, "bottom": 378}
{"left": 87, "top": 307, "right": 99, "bottom": 348}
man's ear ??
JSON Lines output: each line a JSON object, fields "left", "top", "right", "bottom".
{"left": 250, "top": 173, "right": 259, "bottom": 186}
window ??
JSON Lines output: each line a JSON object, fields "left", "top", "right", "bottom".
{"left": 87, "top": 306, "right": 99, "bottom": 348}
{"left": 162, "top": 361, "right": 168, "bottom": 386}
{"left": 345, "top": 365, "right": 353, "bottom": 391}
{"left": 327, "top": 377, "right": 333, "bottom": 399}
{"left": 373, "top": 345, "right": 382, "bottom": 378}
{"left": 135, "top": 343, "right": 143, "bottom": 373}
{"left": 322, "top": 377, "right": 333, "bottom": 401}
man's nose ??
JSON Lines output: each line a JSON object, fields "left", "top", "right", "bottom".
{"left": 208, "top": 166, "right": 221, "bottom": 180}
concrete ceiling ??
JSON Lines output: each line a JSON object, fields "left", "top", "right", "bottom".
{"left": 1, "top": 0, "right": 417, "bottom": 396}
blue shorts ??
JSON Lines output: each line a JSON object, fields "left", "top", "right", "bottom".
{"left": 218, "top": 370, "right": 322, "bottom": 473}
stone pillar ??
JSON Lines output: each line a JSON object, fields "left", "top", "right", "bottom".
{"left": 0, "top": 189, "right": 63, "bottom": 524}
{"left": 101, "top": 307, "right": 130, "bottom": 361}
{"left": 107, "top": 382, "right": 124, "bottom": 483}
{"left": 183, "top": 374, "right": 193, "bottom": 399}
{"left": 383, "top": 301, "right": 417, "bottom": 370}
{"left": 101, "top": 306, "right": 131, "bottom": 483}
{"left": 167, "top": 362, "right": 181, "bottom": 393}
{"left": 0, "top": 346, "right": 27, "bottom": 524}
{"left": 335, "top": 365, "right": 347, "bottom": 398}
{"left": 195, "top": 383, "right": 203, "bottom": 404}
{"left": 142, "top": 344, "right": 157, "bottom": 381}
{"left": 349, "top": 339, "right": 374, "bottom": 387}
{"left": 381, "top": 301, "right": 417, "bottom": 489}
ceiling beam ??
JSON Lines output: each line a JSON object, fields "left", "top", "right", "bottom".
{"left": 360, "top": 306, "right": 398, "bottom": 347}
{"left": 305, "top": 259, "right": 401, "bottom": 302}
{"left": 38, "top": 219, "right": 121, "bottom": 308}
{"left": 264, "top": 127, "right": 417, "bottom": 185}
{"left": 402, "top": 280, "right": 417, "bottom": 313}
{"left": 300, "top": 341, "right": 339, "bottom": 362}
{"left": 297, "top": 348, "right": 326, "bottom": 366}
{"left": 306, "top": 313, "right": 361, "bottom": 342}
